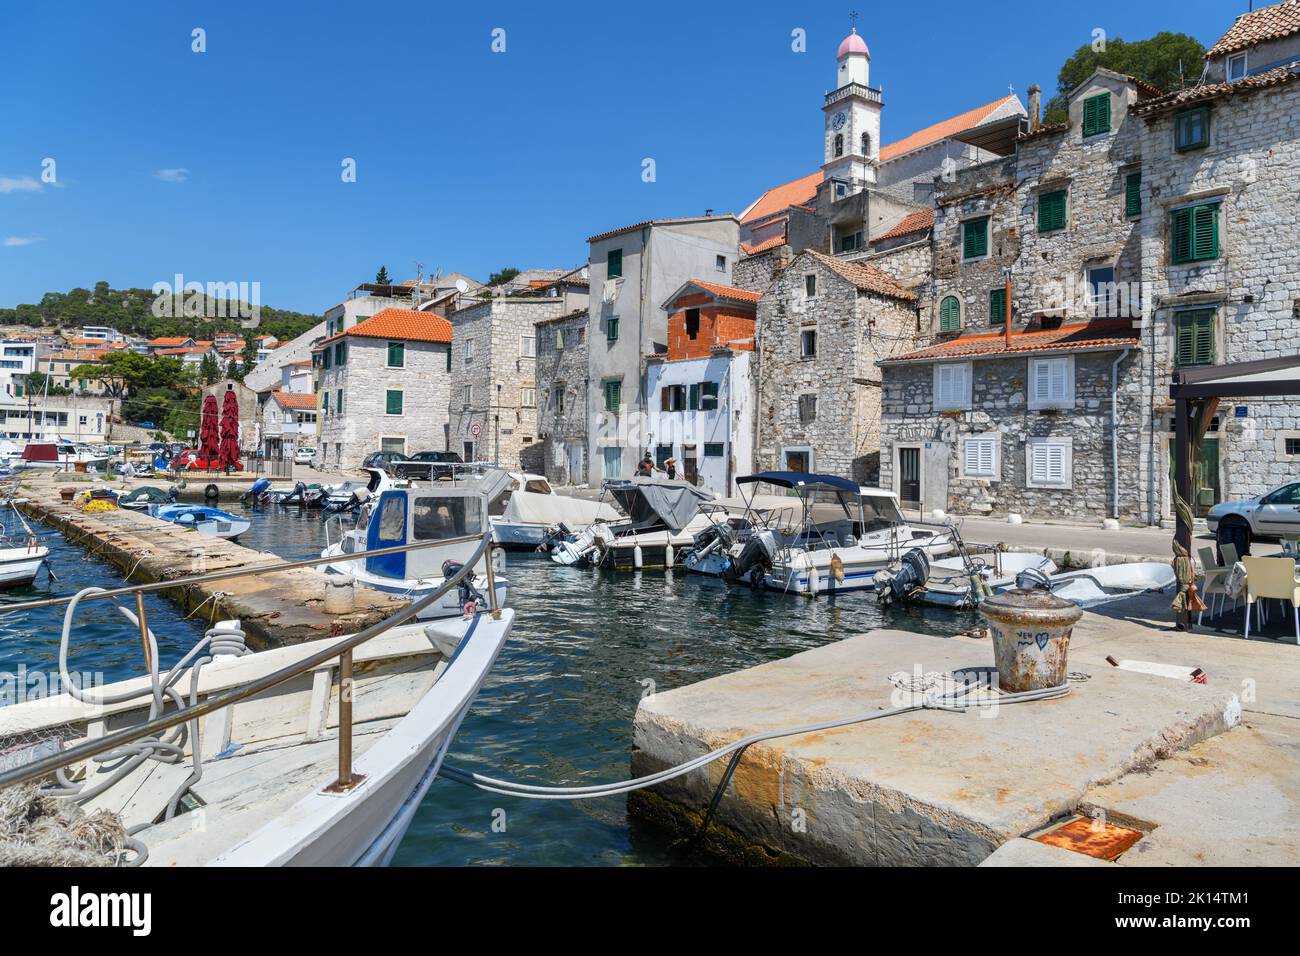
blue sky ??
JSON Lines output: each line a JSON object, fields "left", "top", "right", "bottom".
{"left": 1, "top": 0, "right": 1236, "bottom": 313}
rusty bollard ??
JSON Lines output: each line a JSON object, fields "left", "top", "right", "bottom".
{"left": 979, "top": 589, "right": 1082, "bottom": 692}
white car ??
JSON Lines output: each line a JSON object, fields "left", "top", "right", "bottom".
{"left": 1206, "top": 480, "right": 1300, "bottom": 544}
{"left": 294, "top": 446, "right": 316, "bottom": 466}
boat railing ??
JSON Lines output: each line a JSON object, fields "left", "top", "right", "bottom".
{"left": 0, "top": 527, "right": 499, "bottom": 795}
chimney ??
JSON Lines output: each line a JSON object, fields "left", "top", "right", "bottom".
{"left": 1027, "top": 83, "right": 1041, "bottom": 132}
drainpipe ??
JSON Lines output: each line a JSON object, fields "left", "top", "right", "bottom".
{"left": 1002, "top": 266, "right": 1013, "bottom": 348}
{"left": 1111, "top": 347, "right": 1131, "bottom": 520}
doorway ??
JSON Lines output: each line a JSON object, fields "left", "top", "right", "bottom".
{"left": 463, "top": 441, "right": 475, "bottom": 462}
{"left": 1167, "top": 436, "right": 1220, "bottom": 516}
{"left": 898, "top": 446, "right": 921, "bottom": 511}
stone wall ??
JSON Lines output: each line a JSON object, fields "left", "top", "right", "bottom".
{"left": 534, "top": 309, "right": 591, "bottom": 485}
{"left": 733, "top": 246, "right": 788, "bottom": 294}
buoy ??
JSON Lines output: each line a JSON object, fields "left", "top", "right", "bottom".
{"left": 808, "top": 565, "right": 819, "bottom": 596}
{"left": 204, "top": 483, "right": 220, "bottom": 501}
{"left": 664, "top": 543, "right": 674, "bottom": 567}
{"left": 830, "top": 552, "right": 845, "bottom": 583}
{"left": 633, "top": 545, "right": 643, "bottom": 569}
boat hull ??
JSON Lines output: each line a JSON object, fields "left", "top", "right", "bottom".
{"left": 765, "top": 532, "right": 956, "bottom": 596}
{"left": 323, "top": 553, "right": 508, "bottom": 620}
{"left": 0, "top": 546, "right": 48, "bottom": 588}
{"left": 490, "top": 520, "right": 547, "bottom": 548}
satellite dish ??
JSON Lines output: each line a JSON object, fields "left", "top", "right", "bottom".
{"left": 454, "top": 279, "right": 469, "bottom": 294}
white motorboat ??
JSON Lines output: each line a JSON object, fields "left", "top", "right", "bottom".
{"left": 150, "top": 503, "right": 251, "bottom": 539}
{"left": 550, "top": 477, "right": 716, "bottom": 570}
{"left": 321, "top": 467, "right": 399, "bottom": 512}
{"left": 723, "top": 471, "right": 956, "bottom": 596}
{"left": 322, "top": 471, "right": 508, "bottom": 618}
{"left": 487, "top": 472, "right": 620, "bottom": 548}
{"left": 0, "top": 545, "right": 514, "bottom": 866}
{"left": 1014, "top": 561, "right": 1177, "bottom": 608}
{"left": 13, "top": 442, "right": 112, "bottom": 473}
{"left": 0, "top": 539, "right": 48, "bottom": 588}
{"left": 874, "top": 546, "right": 1058, "bottom": 609}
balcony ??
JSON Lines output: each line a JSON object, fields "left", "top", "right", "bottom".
{"left": 824, "top": 83, "right": 882, "bottom": 108}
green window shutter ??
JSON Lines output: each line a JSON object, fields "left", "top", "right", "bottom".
{"left": 607, "top": 316, "right": 619, "bottom": 342}
{"left": 445, "top": 347, "right": 451, "bottom": 372}
{"left": 939, "top": 296, "right": 961, "bottom": 332}
{"left": 962, "top": 219, "right": 987, "bottom": 259}
{"left": 336, "top": 388, "right": 343, "bottom": 414}
{"left": 688, "top": 383, "right": 699, "bottom": 410}
{"left": 607, "top": 249, "right": 622, "bottom": 279}
{"left": 1175, "top": 310, "right": 1215, "bottom": 367}
{"left": 322, "top": 349, "right": 331, "bottom": 370}
{"left": 605, "top": 380, "right": 621, "bottom": 413}
{"left": 1125, "top": 172, "right": 1142, "bottom": 217}
{"left": 386, "top": 390, "right": 403, "bottom": 415}
{"left": 1038, "top": 190, "right": 1066, "bottom": 232}
{"left": 1082, "top": 93, "right": 1110, "bottom": 136}
{"left": 335, "top": 342, "right": 346, "bottom": 365}
{"left": 989, "top": 287, "right": 1006, "bottom": 326}
{"left": 1170, "top": 208, "right": 1192, "bottom": 263}
{"left": 1192, "top": 203, "right": 1219, "bottom": 260}
{"left": 388, "top": 342, "right": 404, "bottom": 367}
{"left": 700, "top": 381, "right": 719, "bottom": 410}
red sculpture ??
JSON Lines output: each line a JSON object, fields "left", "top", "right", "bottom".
{"left": 218, "top": 388, "right": 243, "bottom": 472}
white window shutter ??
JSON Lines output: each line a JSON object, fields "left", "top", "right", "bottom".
{"left": 964, "top": 440, "right": 979, "bottom": 475}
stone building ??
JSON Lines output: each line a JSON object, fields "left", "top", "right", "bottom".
{"left": 586, "top": 215, "right": 740, "bottom": 480}
{"left": 755, "top": 249, "right": 919, "bottom": 481}
{"left": 448, "top": 292, "right": 585, "bottom": 472}
{"left": 645, "top": 280, "right": 759, "bottom": 495}
{"left": 314, "top": 308, "right": 453, "bottom": 470}
{"left": 534, "top": 308, "right": 591, "bottom": 486}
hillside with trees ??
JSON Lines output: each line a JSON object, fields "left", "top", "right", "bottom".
{"left": 0, "top": 281, "right": 321, "bottom": 342}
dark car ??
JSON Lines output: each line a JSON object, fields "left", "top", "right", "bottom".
{"left": 392, "top": 450, "right": 464, "bottom": 480}
{"left": 363, "top": 450, "right": 408, "bottom": 472}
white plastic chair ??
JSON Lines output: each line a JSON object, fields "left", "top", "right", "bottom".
{"left": 1242, "top": 555, "right": 1300, "bottom": 644}
{"left": 1197, "top": 546, "right": 1234, "bottom": 626}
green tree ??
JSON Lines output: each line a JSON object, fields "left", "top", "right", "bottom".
{"left": 375, "top": 265, "right": 391, "bottom": 285}
{"left": 22, "top": 371, "right": 72, "bottom": 397}
{"left": 487, "top": 267, "right": 520, "bottom": 287}
{"left": 199, "top": 352, "right": 220, "bottom": 385}
{"left": 1042, "top": 32, "right": 1205, "bottom": 124}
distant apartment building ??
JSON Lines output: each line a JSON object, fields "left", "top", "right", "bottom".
{"left": 534, "top": 308, "right": 591, "bottom": 485}
{"left": 586, "top": 215, "right": 741, "bottom": 480}
{"left": 0, "top": 340, "right": 41, "bottom": 397}
{"left": 315, "top": 308, "right": 453, "bottom": 469}
{"left": 645, "top": 280, "right": 760, "bottom": 495}
{"left": 0, "top": 393, "right": 114, "bottom": 443}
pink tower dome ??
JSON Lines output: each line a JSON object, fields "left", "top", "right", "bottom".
{"left": 837, "top": 28, "right": 869, "bottom": 58}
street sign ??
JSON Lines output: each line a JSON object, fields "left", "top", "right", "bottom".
{"left": 470, "top": 423, "right": 481, "bottom": 437}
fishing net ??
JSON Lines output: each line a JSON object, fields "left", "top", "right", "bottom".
{"left": 0, "top": 784, "right": 130, "bottom": 867}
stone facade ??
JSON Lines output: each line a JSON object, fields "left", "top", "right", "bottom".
{"left": 534, "top": 309, "right": 592, "bottom": 485}
{"left": 756, "top": 249, "right": 918, "bottom": 482}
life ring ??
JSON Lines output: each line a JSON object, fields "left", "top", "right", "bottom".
{"left": 204, "top": 483, "right": 220, "bottom": 501}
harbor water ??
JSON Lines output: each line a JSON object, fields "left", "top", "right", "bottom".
{"left": 3, "top": 505, "right": 976, "bottom": 866}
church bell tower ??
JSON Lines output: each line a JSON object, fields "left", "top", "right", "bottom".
{"left": 822, "top": 26, "right": 882, "bottom": 197}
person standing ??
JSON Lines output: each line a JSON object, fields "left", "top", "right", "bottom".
{"left": 664, "top": 456, "right": 678, "bottom": 480}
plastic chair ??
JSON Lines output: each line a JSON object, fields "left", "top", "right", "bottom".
{"left": 1197, "top": 546, "right": 1234, "bottom": 626}
{"left": 1242, "top": 555, "right": 1300, "bottom": 644}
{"left": 1220, "top": 541, "right": 1241, "bottom": 567}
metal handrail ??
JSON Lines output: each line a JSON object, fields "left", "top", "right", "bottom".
{"left": 0, "top": 527, "right": 497, "bottom": 791}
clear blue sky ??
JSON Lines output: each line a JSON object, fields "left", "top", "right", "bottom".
{"left": 0, "top": 0, "right": 1237, "bottom": 314}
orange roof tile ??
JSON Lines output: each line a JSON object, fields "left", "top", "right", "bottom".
{"left": 804, "top": 250, "right": 917, "bottom": 302}
{"left": 321, "top": 308, "right": 452, "bottom": 346}
{"left": 1131, "top": 65, "right": 1300, "bottom": 116}
{"left": 148, "top": 336, "right": 193, "bottom": 346}
{"left": 882, "top": 321, "right": 1139, "bottom": 364}
{"left": 270, "top": 390, "right": 317, "bottom": 410}
{"left": 741, "top": 234, "right": 787, "bottom": 256}
{"left": 681, "top": 279, "right": 763, "bottom": 305}
{"left": 875, "top": 208, "right": 936, "bottom": 242}
{"left": 1208, "top": 0, "right": 1300, "bottom": 57}
{"left": 740, "top": 172, "right": 823, "bottom": 225}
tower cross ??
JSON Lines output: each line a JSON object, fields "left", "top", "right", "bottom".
{"left": 849, "top": 10, "right": 859, "bottom": 31}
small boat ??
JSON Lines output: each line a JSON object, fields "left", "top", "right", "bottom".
{"left": 0, "top": 535, "right": 48, "bottom": 588}
{"left": 487, "top": 472, "right": 620, "bottom": 548}
{"left": 550, "top": 477, "right": 716, "bottom": 570}
{"left": 0, "top": 541, "right": 514, "bottom": 865}
{"left": 321, "top": 471, "right": 509, "bottom": 618}
{"left": 116, "top": 485, "right": 179, "bottom": 511}
{"left": 874, "top": 545, "right": 1058, "bottom": 609}
{"left": 1013, "top": 561, "right": 1177, "bottom": 608}
{"left": 150, "top": 503, "right": 251, "bottom": 539}
{"left": 321, "top": 468, "right": 399, "bottom": 512}
{"left": 14, "top": 442, "right": 111, "bottom": 472}
{"left": 728, "top": 472, "right": 956, "bottom": 596}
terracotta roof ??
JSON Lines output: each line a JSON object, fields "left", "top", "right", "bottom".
{"left": 1018, "top": 121, "right": 1070, "bottom": 142}
{"left": 270, "top": 390, "right": 317, "bottom": 411}
{"left": 681, "top": 279, "right": 763, "bottom": 304}
{"left": 1131, "top": 65, "right": 1300, "bottom": 116}
{"left": 804, "top": 250, "right": 917, "bottom": 303}
{"left": 534, "top": 308, "right": 590, "bottom": 328}
{"left": 874, "top": 208, "right": 935, "bottom": 242}
{"left": 740, "top": 172, "right": 823, "bottom": 224}
{"left": 289, "top": 359, "right": 313, "bottom": 367}
{"left": 741, "top": 234, "right": 786, "bottom": 256}
{"left": 882, "top": 321, "right": 1139, "bottom": 365}
{"left": 1208, "top": 1, "right": 1300, "bottom": 57}
{"left": 148, "top": 336, "right": 192, "bottom": 346}
{"left": 320, "top": 308, "right": 451, "bottom": 346}
{"left": 155, "top": 346, "right": 209, "bottom": 356}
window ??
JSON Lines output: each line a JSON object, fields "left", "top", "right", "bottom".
{"left": 381, "top": 436, "right": 405, "bottom": 454}
{"left": 939, "top": 295, "right": 961, "bottom": 332}
{"left": 602, "top": 446, "right": 622, "bottom": 477}
{"left": 336, "top": 388, "right": 344, "bottom": 414}
{"left": 1174, "top": 309, "right": 1216, "bottom": 367}
{"left": 1038, "top": 190, "right": 1067, "bottom": 233}
{"left": 1029, "top": 357, "right": 1073, "bottom": 408}
{"left": 861, "top": 131, "right": 870, "bottom": 155}
{"left": 962, "top": 218, "right": 989, "bottom": 259}
{"left": 715, "top": 254, "right": 726, "bottom": 272}
{"left": 798, "top": 394, "right": 817, "bottom": 424}
{"left": 385, "top": 389, "right": 403, "bottom": 415}
{"left": 962, "top": 436, "right": 998, "bottom": 479}
{"left": 989, "top": 288, "right": 1006, "bottom": 326}
{"left": 521, "top": 334, "right": 536, "bottom": 358}
{"left": 685, "top": 308, "right": 700, "bottom": 339}
{"left": 661, "top": 384, "right": 687, "bottom": 411}
{"left": 1026, "top": 438, "right": 1072, "bottom": 489}
{"left": 699, "top": 381, "right": 719, "bottom": 411}
{"left": 577, "top": 327, "right": 585, "bottom": 344}
{"left": 553, "top": 386, "right": 565, "bottom": 414}
{"left": 607, "top": 248, "right": 623, "bottom": 279}
{"left": 834, "top": 133, "right": 844, "bottom": 157}
{"left": 1125, "top": 171, "right": 1142, "bottom": 217}
{"left": 465, "top": 338, "right": 474, "bottom": 363}
{"left": 604, "top": 379, "right": 622, "bottom": 413}
{"left": 462, "top": 384, "right": 472, "bottom": 408}
{"left": 1088, "top": 266, "right": 1117, "bottom": 317}
{"left": 934, "top": 363, "right": 971, "bottom": 411}
{"left": 704, "top": 442, "right": 725, "bottom": 458}
{"left": 1170, "top": 203, "right": 1220, "bottom": 264}
{"left": 804, "top": 274, "right": 817, "bottom": 297}
{"left": 800, "top": 328, "right": 817, "bottom": 358}
{"left": 322, "top": 349, "right": 331, "bottom": 370}
{"left": 555, "top": 329, "right": 565, "bottom": 350}
{"left": 838, "top": 230, "right": 863, "bottom": 253}
{"left": 322, "top": 392, "right": 330, "bottom": 415}
{"left": 387, "top": 341, "right": 405, "bottom": 368}
{"left": 377, "top": 495, "right": 407, "bottom": 539}
{"left": 334, "top": 341, "right": 346, "bottom": 366}
{"left": 1227, "top": 53, "right": 1247, "bottom": 82}
{"left": 445, "top": 347, "right": 451, "bottom": 372}
{"left": 1081, "top": 92, "right": 1111, "bottom": 137}
{"left": 1175, "top": 107, "right": 1209, "bottom": 150}
{"left": 606, "top": 316, "right": 619, "bottom": 343}
{"left": 521, "top": 387, "right": 535, "bottom": 408}
{"left": 1286, "top": 437, "right": 1300, "bottom": 457}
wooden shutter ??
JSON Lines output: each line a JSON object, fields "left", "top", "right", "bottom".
{"left": 1125, "top": 172, "right": 1142, "bottom": 217}
{"left": 940, "top": 296, "right": 961, "bottom": 332}
{"left": 936, "top": 364, "right": 965, "bottom": 408}
{"left": 1170, "top": 207, "right": 1192, "bottom": 263}
{"left": 688, "top": 383, "right": 699, "bottom": 410}
{"left": 963, "top": 219, "right": 987, "bottom": 259}
{"left": 1192, "top": 204, "right": 1219, "bottom": 260}
{"left": 1176, "top": 310, "right": 1215, "bottom": 367}
{"left": 1030, "top": 442, "right": 1067, "bottom": 485}
{"left": 989, "top": 288, "right": 1006, "bottom": 326}
{"left": 1038, "top": 191, "right": 1066, "bottom": 232}
{"left": 1083, "top": 93, "right": 1110, "bottom": 136}
{"left": 700, "top": 381, "right": 719, "bottom": 410}
{"left": 965, "top": 438, "right": 994, "bottom": 477}
{"left": 385, "top": 390, "right": 402, "bottom": 415}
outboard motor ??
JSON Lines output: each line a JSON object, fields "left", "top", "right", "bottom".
{"left": 722, "top": 528, "right": 778, "bottom": 586}
{"left": 877, "top": 547, "right": 930, "bottom": 605}
{"left": 1015, "top": 566, "right": 1054, "bottom": 591}
{"left": 537, "top": 522, "right": 572, "bottom": 554}
{"left": 442, "top": 559, "right": 486, "bottom": 613}
{"left": 243, "top": 477, "right": 272, "bottom": 506}
{"left": 166, "top": 484, "right": 181, "bottom": 503}
{"left": 280, "top": 480, "right": 307, "bottom": 507}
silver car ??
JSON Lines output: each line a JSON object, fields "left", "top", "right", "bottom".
{"left": 1206, "top": 481, "right": 1300, "bottom": 543}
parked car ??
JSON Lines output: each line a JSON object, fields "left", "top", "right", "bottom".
{"left": 363, "top": 450, "right": 407, "bottom": 472}
{"left": 1206, "top": 480, "right": 1300, "bottom": 546}
{"left": 294, "top": 446, "right": 317, "bottom": 466}
{"left": 392, "top": 450, "right": 464, "bottom": 480}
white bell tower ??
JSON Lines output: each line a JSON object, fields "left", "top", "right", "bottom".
{"left": 822, "top": 25, "right": 881, "bottom": 195}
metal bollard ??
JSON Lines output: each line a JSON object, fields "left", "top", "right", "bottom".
{"left": 979, "top": 589, "right": 1082, "bottom": 692}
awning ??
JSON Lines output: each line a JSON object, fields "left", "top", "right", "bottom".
{"left": 603, "top": 477, "right": 714, "bottom": 532}
{"left": 736, "top": 471, "right": 859, "bottom": 493}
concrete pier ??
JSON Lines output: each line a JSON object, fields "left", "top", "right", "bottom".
{"left": 16, "top": 487, "right": 410, "bottom": 649}
{"left": 630, "top": 608, "right": 1264, "bottom": 866}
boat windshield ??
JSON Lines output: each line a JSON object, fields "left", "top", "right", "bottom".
{"left": 861, "top": 493, "right": 905, "bottom": 531}
{"left": 413, "top": 496, "right": 484, "bottom": 539}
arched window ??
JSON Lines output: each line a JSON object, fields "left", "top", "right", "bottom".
{"left": 861, "top": 132, "right": 871, "bottom": 156}
{"left": 834, "top": 134, "right": 844, "bottom": 157}
{"left": 939, "top": 296, "right": 961, "bottom": 333}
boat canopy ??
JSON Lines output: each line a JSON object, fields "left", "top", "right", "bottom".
{"left": 603, "top": 477, "right": 714, "bottom": 532}
{"left": 737, "top": 471, "right": 859, "bottom": 493}
{"left": 21, "top": 443, "right": 59, "bottom": 462}
{"left": 501, "top": 489, "right": 619, "bottom": 527}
